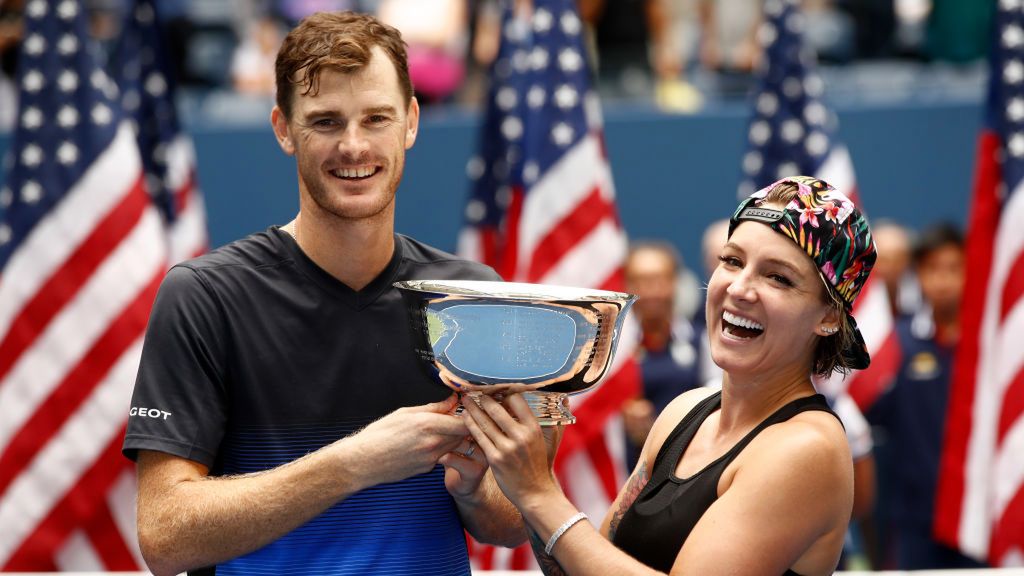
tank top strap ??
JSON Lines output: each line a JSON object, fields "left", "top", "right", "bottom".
{"left": 719, "top": 394, "right": 837, "bottom": 464}
{"left": 647, "top": 391, "right": 723, "bottom": 486}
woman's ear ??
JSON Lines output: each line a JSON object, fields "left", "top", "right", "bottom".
{"left": 815, "top": 304, "right": 843, "bottom": 337}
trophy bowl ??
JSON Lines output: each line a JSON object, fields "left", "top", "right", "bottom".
{"left": 395, "top": 279, "right": 636, "bottom": 426}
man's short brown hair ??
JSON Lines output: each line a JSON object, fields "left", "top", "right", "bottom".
{"left": 274, "top": 11, "right": 413, "bottom": 117}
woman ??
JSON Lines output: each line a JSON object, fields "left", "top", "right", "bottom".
{"left": 462, "top": 176, "right": 877, "bottom": 575}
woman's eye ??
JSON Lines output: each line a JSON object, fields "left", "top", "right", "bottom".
{"left": 770, "top": 274, "right": 794, "bottom": 286}
{"left": 718, "top": 255, "right": 741, "bottom": 268}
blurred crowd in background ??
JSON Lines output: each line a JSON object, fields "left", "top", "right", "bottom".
{"left": 0, "top": 0, "right": 998, "bottom": 571}
{"left": 0, "top": 0, "right": 994, "bottom": 126}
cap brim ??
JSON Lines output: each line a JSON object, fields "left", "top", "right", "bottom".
{"left": 843, "top": 312, "right": 871, "bottom": 371}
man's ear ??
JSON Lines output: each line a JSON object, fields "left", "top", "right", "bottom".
{"left": 404, "top": 96, "right": 420, "bottom": 150}
{"left": 271, "top": 106, "right": 295, "bottom": 156}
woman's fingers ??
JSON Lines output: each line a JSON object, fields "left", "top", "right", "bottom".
{"left": 461, "top": 398, "right": 501, "bottom": 454}
{"left": 502, "top": 393, "right": 539, "bottom": 427}
{"left": 473, "top": 394, "right": 522, "bottom": 433}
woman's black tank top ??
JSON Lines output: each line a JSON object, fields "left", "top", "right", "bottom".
{"left": 610, "top": 391, "right": 840, "bottom": 575}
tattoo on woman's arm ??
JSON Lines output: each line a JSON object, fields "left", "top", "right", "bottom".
{"left": 608, "top": 459, "right": 649, "bottom": 540}
{"left": 528, "top": 527, "right": 568, "bottom": 576}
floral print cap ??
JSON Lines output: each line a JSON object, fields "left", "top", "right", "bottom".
{"left": 728, "top": 175, "right": 877, "bottom": 370}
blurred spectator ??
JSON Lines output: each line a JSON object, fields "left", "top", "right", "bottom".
{"left": 622, "top": 240, "right": 704, "bottom": 468}
{"left": 275, "top": 0, "right": 371, "bottom": 26}
{"left": 925, "top": 0, "right": 993, "bottom": 64}
{"left": 872, "top": 219, "right": 922, "bottom": 318}
{"left": 580, "top": 0, "right": 702, "bottom": 111}
{"left": 867, "top": 223, "right": 986, "bottom": 570}
{"left": 696, "top": 0, "right": 760, "bottom": 74}
{"left": 838, "top": 0, "right": 897, "bottom": 59}
{"left": 162, "top": 2, "right": 240, "bottom": 88}
{"left": 697, "top": 218, "right": 729, "bottom": 385}
{"left": 0, "top": 2, "right": 21, "bottom": 130}
{"left": 231, "top": 14, "right": 284, "bottom": 94}
{"left": 695, "top": 0, "right": 760, "bottom": 98}
{"left": 377, "top": 0, "right": 467, "bottom": 105}
{"left": 826, "top": 388, "right": 878, "bottom": 570}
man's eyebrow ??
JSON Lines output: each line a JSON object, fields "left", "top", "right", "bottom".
{"left": 303, "top": 105, "right": 399, "bottom": 118}
{"left": 363, "top": 105, "right": 398, "bottom": 116}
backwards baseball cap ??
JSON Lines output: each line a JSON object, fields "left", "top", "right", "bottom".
{"left": 728, "top": 175, "right": 877, "bottom": 370}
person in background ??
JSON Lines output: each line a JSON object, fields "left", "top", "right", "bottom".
{"left": 697, "top": 218, "right": 730, "bottom": 385}
{"left": 376, "top": 0, "right": 468, "bottom": 105}
{"left": 231, "top": 14, "right": 285, "bottom": 94}
{"left": 867, "top": 222, "right": 986, "bottom": 570}
{"left": 871, "top": 219, "right": 920, "bottom": 318}
{"left": 621, "top": 241, "right": 704, "bottom": 469}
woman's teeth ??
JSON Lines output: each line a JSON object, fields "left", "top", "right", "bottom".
{"left": 722, "top": 310, "right": 764, "bottom": 338}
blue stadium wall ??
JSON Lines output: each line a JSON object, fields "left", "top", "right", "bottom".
{"left": 0, "top": 98, "right": 981, "bottom": 275}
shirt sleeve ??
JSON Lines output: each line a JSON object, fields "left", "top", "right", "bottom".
{"left": 122, "top": 265, "right": 229, "bottom": 468}
{"left": 831, "top": 391, "right": 874, "bottom": 461}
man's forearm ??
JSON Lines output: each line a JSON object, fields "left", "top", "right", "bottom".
{"left": 455, "top": 471, "right": 527, "bottom": 547}
{"left": 137, "top": 440, "right": 366, "bottom": 576}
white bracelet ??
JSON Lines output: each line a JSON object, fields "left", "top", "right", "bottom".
{"left": 544, "top": 512, "right": 588, "bottom": 555}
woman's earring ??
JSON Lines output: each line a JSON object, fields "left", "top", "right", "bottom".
{"left": 821, "top": 325, "right": 838, "bottom": 335}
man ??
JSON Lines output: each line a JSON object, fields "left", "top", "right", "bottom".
{"left": 867, "top": 223, "right": 984, "bottom": 569}
{"left": 620, "top": 241, "right": 703, "bottom": 468}
{"left": 122, "top": 12, "right": 524, "bottom": 576}
{"left": 871, "top": 219, "right": 920, "bottom": 318}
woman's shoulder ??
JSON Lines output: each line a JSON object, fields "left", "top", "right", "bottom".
{"left": 660, "top": 386, "right": 719, "bottom": 423}
{"left": 740, "top": 405, "right": 853, "bottom": 495}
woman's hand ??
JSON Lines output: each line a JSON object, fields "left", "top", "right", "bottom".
{"left": 461, "top": 394, "right": 561, "bottom": 510}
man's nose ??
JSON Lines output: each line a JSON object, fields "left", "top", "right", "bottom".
{"left": 338, "top": 125, "right": 370, "bottom": 156}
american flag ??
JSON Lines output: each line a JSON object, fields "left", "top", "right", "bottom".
{"left": 738, "top": 0, "right": 898, "bottom": 409}
{"left": 457, "top": 0, "right": 639, "bottom": 569}
{"left": 0, "top": 0, "right": 201, "bottom": 569}
{"left": 112, "top": 0, "right": 207, "bottom": 263}
{"left": 935, "top": 0, "right": 1024, "bottom": 565}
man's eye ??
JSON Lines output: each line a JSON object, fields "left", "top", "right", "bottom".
{"left": 367, "top": 115, "right": 389, "bottom": 124}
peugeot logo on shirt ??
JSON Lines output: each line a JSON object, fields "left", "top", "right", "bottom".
{"left": 130, "top": 406, "right": 172, "bottom": 420}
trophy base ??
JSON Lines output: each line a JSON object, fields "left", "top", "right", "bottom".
{"left": 455, "top": 391, "right": 575, "bottom": 426}
{"left": 525, "top": 392, "right": 575, "bottom": 426}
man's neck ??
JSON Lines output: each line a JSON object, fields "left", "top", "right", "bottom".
{"left": 932, "top": 307, "right": 960, "bottom": 346}
{"left": 285, "top": 210, "right": 396, "bottom": 291}
{"left": 640, "top": 320, "right": 672, "bottom": 351}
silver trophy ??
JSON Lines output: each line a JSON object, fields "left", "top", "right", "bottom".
{"left": 395, "top": 280, "right": 636, "bottom": 426}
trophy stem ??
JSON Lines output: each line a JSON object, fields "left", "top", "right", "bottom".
{"left": 524, "top": 392, "right": 575, "bottom": 426}
{"left": 455, "top": 392, "right": 575, "bottom": 426}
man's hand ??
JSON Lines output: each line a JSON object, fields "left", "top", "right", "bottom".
{"left": 347, "top": 394, "right": 468, "bottom": 488}
{"left": 440, "top": 436, "right": 488, "bottom": 499}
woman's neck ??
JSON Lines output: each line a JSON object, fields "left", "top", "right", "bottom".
{"left": 716, "top": 368, "right": 816, "bottom": 435}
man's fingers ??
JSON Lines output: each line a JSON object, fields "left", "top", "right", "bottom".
{"left": 415, "top": 393, "right": 459, "bottom": 414}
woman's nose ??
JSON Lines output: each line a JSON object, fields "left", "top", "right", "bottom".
{"left": 726, "top": 271, "right": 757, "bottom": 301}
